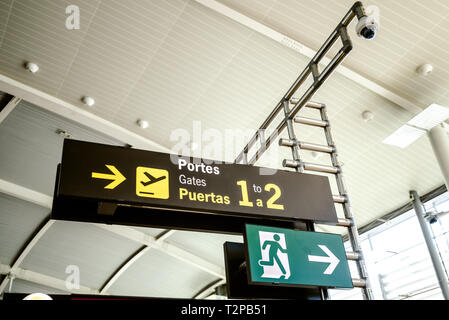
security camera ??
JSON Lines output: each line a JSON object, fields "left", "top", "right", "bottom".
{"left": 355, "top": 5, "right": 380, "bottom": 40}
{"left": 355, "top": 15, "right": 378, "bottom": 40}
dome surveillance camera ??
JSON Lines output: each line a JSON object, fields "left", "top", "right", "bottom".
{"left": 355, "top": 15, "right": 378, "bottom": 40}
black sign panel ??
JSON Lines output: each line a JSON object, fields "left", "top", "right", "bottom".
{"left": 223, "top": 242, "right": 323, "bottom": 299}
{"left": 54, "top": 139, "right": 337, "bottom": 224}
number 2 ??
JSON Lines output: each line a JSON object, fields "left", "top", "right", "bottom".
{"left": 264, "top": 183, "right": 284, "bottom": 210}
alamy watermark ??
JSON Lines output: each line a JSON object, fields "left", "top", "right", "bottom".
{"left": 65, "top": 265, "right": 80, "bottom": 290}
{"left": 169, "top": 121, "right": 280, "bottom": 175}
{"left": 65, "top": 5, "right": 80, "bottom": 30}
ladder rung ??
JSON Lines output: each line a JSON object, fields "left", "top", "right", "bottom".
{"left": 336, "top": 217, "right": 352, "bottom": 226}
{"left": 298, "top": 141, "right": 334, "bottom": 153}
{"left": 279, "top": 138, "right": 295, "bottom": 147}
{"left": 303, "top": 162, "right": 340, "bottom": 174}
{"left": 283, "top": 160, "right": 340, "bottom": 174}
{"left": 279, "top": 139, "right": 334, "bottom": 154}
{"left": 283, "top": 159, "right": 299, "bottom": 169}
{"left": 346, "top": 251, "right": 361, "bottom": 260}
{"left": 290, "top": 99, "right": 324, "bottom": 109}
{"left": 306, "top": 101, "right": 325, "bottom": 109}
{"left": 352, "top": 278, "right": 367, "bottom": 288}
{"left": 333, "top": 195, "right": 347, "bottom": 203}
{"left": 294, "top": 116, "right": 328, "bottom": 128}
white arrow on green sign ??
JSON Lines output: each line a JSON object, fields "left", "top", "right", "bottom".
{"left": 244, "top": 224, "right": 353, "bottom": 288}
{"left": 308, "top": 245, "right": 340, "bottom": 275}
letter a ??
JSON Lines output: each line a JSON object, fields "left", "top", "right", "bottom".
{"left": 65, "top": 265, "right": 80, "bottom": 290}
{"left": 65, "top": 5, "right": 80, "bottom": 30}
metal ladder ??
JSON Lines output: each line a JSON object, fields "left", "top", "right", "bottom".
{"left": 280, "top": 99, "right": 372, "bottom": 299}
{"left": 234, "top": 1, "right": 374, "bottom": 300}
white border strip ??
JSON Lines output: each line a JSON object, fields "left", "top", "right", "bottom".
{"left": 0, "top": 178, "right": 53, "bottom": 209}
{"left": 0, "top": 74, "right": 171, "bottom": 153}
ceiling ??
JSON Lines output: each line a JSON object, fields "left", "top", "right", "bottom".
{"left": 0, "top": 0, "right": 448, "bottom": 298}
{"left": 0, "top": 99, "right": 241, "bottom": 297}
{"left": 219, "top": 0, "right": 449, "bottom": 109}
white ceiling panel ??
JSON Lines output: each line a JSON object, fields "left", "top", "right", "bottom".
{"left": 0, "top": 0, "right": 101, "bottom": 95}
{"left": 344, "top": 135, "right": 443, "bottom": 227}
{"left": 57, "top": 0, "right": 189, "bottom": 122}
{"left": 218, "top": 0, "right": 449, "bottom": 110}
{"left": 166, "top": 230, "right": 243, "bottom": 267}
{"left": 0, "top": 193, "right": 49, "bottom": 266}
{"left": 106, "top": 248, "right": 217, "bottom": 298}
{"left": 20, "top": 220, "right": 142, "bottom": 290}
{"left": 0, "top": 1, "right": 13, "bottom": 43}
{"left": 0, "top": 99, "right": 123, "bottom": 195}
{"left": 117, "top": 0, "right": 255, "bottom": 147}
{"left": 9, "top": 278, "right": 68, "bottom": 295}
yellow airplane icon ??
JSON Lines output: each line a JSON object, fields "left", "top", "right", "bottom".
{"left": 136, "top": 166, "right": 169, "bottom": 199}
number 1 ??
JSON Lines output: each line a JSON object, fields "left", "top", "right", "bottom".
{"left": 236, "top": 180, "right": 254, "bottom": 207}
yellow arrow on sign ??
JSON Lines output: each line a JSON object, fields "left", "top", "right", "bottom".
{"left": 91, "top": 165, "right": 126, "bottom": 189}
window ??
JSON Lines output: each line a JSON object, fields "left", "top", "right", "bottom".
{"left": 329, "top": 191, "right": 449, "bottom": 300}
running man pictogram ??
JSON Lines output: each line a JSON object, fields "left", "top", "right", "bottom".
{"left": 258, "top": 234, "right": 288, "bottom": 276}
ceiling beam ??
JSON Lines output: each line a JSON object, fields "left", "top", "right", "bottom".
{"left": 99, "top": 245, "right": 150, "bottom": 294}
{"left": 13, "top": 267, "right": 98, "bottom": 295}
{"left": 96, "top": 224, "right": 225, "bottom": 279}
{"left": 194, "top": 0, "right": 422, "bottom": 115}
{"left": 155, "top": 229, "right": 177, "bottom": 242}
{"left": 0, "top": 180, "right": 225, "bottom": 294}
{"left": 0, "top": 180, "right": 65, "bottom": 295}
{"left": 9, "top": 220, "right": 55, "bottom": 271}
{"left": 0, "top": 74, "right": 172, "bottom": 153}
{"left": 0, "top": 264, "right": 98, "bottom": 295}
{"left": 99, "top": 229, "right": 177, "bottom": 294}
{"left": 0, "top": 218, "right": 54, "bottom": 294}
{"left": 0, "top": 178, "right": 53, "bottom": 209}
{"left": 0, "top": 95, "right": 21, "bottom": 124}
{"left": 193, "top": 278, "right": 226, "bottom": 299}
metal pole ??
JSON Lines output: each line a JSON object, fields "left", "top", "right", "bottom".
{"left": 234, "top": 1, "right": 367, "bottom": 164}
{"left": 428, "top": 123, "right": 449, "bottom": 190}
{"left": 410, "top": 190, "right": 449, "bottom": 300}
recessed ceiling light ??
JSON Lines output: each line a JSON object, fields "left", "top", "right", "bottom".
{"left": 416, "top": 63, "right": 433, "bottom": 76}
{"left": 81, "top": 96, "right": 95, "bottom": 107}
{"left": 361, "top": 110, "right": 374, "bottom": 122}
{"left": 136, "top": 119, "right": 149, "bottom": 129}
{"left": 25, "top": 62, "right": 39, "bottom": 73}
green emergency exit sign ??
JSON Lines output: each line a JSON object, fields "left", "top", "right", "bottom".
{"left": 244, "top": 224, "right": 353, "bottom": 288}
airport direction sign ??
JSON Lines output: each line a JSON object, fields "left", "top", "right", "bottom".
{"left": 244, "top": 224, "right": 353, "bottom": 288}
{"left": 55, "top": 139, "right": 338, "bottom": 223}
